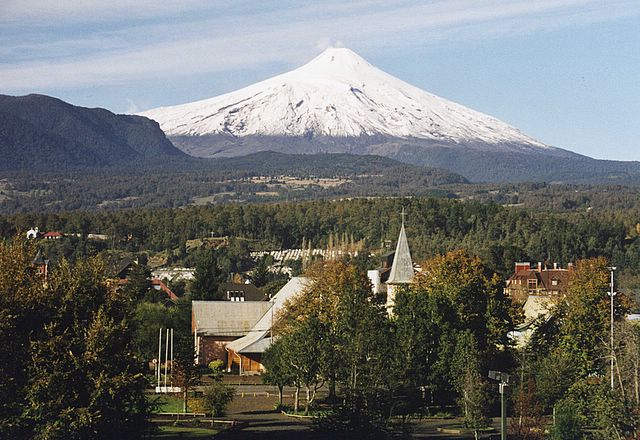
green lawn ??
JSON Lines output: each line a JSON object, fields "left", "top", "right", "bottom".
{"left": 148, "top": 393, "right": 191, "bottom": 413}
{"left": 149, "top": 425, "right": 217, "bottom": 439}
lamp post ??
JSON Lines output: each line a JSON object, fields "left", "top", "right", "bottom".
{"left": 608, "top": 266, "right": 616, "bottom": 391}
{"left": 489, "top": 370, "right": 510, "bottom": 440}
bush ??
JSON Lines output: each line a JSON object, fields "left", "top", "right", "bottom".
{"left": 550, "top": 401, "right": 582, "bottom": 440}
{"left": 275, "top": 403, "right": 292, "bottom": 412}
{"left": 208, "top": 360, "right": 224, "bottom": 380}
{"left": 201, "top": 382, "right": 235, "bottom": 417}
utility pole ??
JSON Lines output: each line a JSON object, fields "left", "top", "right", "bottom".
{"left": 609, "top": 266, "right": 617, "bottom": 390}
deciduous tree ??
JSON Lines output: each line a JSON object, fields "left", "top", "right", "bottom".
{"left": 0, "top": 239, "right": 149, "bottom": 439}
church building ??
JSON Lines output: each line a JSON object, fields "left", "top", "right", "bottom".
{"left": 385, "top": 213, "right": 415, "bottom": 310}
{"left": 368, "top": 210, "right": 415, "bottom": 312}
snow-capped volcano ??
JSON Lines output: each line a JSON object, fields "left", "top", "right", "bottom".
{"left": 140, "top": 47, "right": 551, "bottom": 149}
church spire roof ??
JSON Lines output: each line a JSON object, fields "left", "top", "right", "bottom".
{"left": 387, "top": 208, "right": 413, "bottom": 284}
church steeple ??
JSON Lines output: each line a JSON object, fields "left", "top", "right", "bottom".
{"left": 385, "top": 208, "right": 414, "bottom": 312}
{"left": 387, "top": 207, "right": 413, "bottom": 285}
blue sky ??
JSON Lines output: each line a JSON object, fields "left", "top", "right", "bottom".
{"left": 1, "top": 0, "right": 639, "bottom": 161}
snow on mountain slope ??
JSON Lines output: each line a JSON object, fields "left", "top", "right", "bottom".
{"left": 139, "top": 47, "right": 549, "bottom": 150}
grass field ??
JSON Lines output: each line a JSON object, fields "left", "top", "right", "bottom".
{"left": 149, "top": 393, "right": 191, "bottom": 413}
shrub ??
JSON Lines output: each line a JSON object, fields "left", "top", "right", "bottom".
{"left": 201, "top": 382, "right": 235, "bottom": 417}
{"left": 208, "top": 360, "right": 224, "bottom": 380}
{"left": 550, "top": 400, "right": 582, "bottom": 440}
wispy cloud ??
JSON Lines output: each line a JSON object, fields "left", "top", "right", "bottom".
{"left": 1, "top": 0, "right": 639, "bottom": 93}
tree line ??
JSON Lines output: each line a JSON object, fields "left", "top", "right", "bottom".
{"left": 3, "top": 196, "right": 640, "bottom": 283}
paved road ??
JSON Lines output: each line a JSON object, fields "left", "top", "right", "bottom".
{"left": 215, "top": 408, "right": 322, "bottom": 440}
{"left": 206, "top": 381, "right": 501, "bottom": 439}
{"left": 215, "top": 414, "right": 501, "bottom": 440}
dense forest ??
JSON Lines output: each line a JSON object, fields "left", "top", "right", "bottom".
{"left": 3, "top": 196, "right": 640, "bottom": 291}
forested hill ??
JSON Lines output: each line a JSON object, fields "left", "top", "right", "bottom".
{"left": 0, "top": 152, "right": 466, "bottom": 213}
{"left": 0, "top": 94, "right": 185, "bottom": 171}
{"left": 211, "top": 151, "right": 467, "bottom": 181}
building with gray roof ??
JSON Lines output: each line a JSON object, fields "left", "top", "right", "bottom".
{"left": 226, "top": 277, "right": 310, "bottom": 374}
{"left": 192, "top": 300, "right": 272, "bottom": 366}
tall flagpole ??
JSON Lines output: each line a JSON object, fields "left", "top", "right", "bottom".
{"left": 164, "top": 328, "right": 169, "bottom": 390}
{"left": 170, "top": 328, "right": 174, "bottom": 388}
{"left": 157, "top": 328, "right": 162, "bottom": 388}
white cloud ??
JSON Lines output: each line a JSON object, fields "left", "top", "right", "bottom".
{"left": 125, "top": 98, "right": 140, "bottom": 114}
{"left": 1, "top": 0, "right": 639, "bottom": 92}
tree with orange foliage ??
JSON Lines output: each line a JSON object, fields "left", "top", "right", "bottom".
{"left": 273, "top": 260, "right": 395, "bottom": 433}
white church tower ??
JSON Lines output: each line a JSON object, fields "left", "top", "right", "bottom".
{"left": 385, "top": 208, "right": 414, "bottom": 311}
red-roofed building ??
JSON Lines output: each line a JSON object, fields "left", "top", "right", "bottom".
{"left": 151, "top": 279, "right": 179, "bottom": 301}
{"left": 505, "top": 261, "right": 572, "bottom": 303}
{"left": 43, "top": 231, "right": 64, "bottom": 240}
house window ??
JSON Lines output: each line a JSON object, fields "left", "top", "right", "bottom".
{"left": 527, "top": 279, "right": 537, "bottom": 290}
{"left": 228, "top": 290, "right": 245, "bottom": 302}
{"left": 552, "top": 279, "right": 558, "bottom": 286}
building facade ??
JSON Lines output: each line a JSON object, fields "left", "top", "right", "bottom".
{"left": 504, "top": 262, "right": 571, "bottom": 302}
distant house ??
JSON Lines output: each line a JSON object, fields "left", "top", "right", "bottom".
{"left": 105, "top": 257, "right": 177, "bottom": 301}
{"left": 220, "top": 282, "right": 266, "bottom": 302}
{"left": 112, "top": 258, "right": 135, "bottom": 280}
{"left": 505, "top": 262, "right": 573, "bottom": 347}
{"left": 225, "top": 277, "right": 310, "bottom": 374}
{"left": 152, "top": 267, "right": 195, "bottom": 282}
{"left": 43, "top": 231, "right": 63, "bottom": 240}
{"left": 192, "top": 300, "right": 272, "bottom": 367}
{"left": 504, "top": 262, "right": 572, "bottom": 302}
{"left": 367, "top": 250, "right": 394, "bottom": 295}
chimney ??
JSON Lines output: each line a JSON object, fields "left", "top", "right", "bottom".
{"left": 553, "top": 262, "right": 557, "bottom": 270}
{"left": 515, "top": 262, "right": 530, "bottom": 273}
{"left": 538, "top": 262, "right": 542, "bottom": 272}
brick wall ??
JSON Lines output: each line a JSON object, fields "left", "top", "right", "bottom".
{"left": 198, "top": 335, "right": 237, "bottom": 366}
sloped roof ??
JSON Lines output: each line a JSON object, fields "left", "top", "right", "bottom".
{"left": 226, "top": 277, "right": 310, "bottom": 354}
{"left": 522, "top": 295, "right": 555, "bottom": 326}
{"left": 192, "top": 301, "right": 271, "bottom": 337}
{"left": 511, "top": 295, "right": 556, "bottom": 348}
{"left": 387, "top": 222, "right": 413, "bottom": 284}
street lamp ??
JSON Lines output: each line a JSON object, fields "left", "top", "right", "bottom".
{"left": 608, "top": 266, "right": 617, "bottom": 391}
{"left": 489, "top": 370, "right": 510, "bottom": 440}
